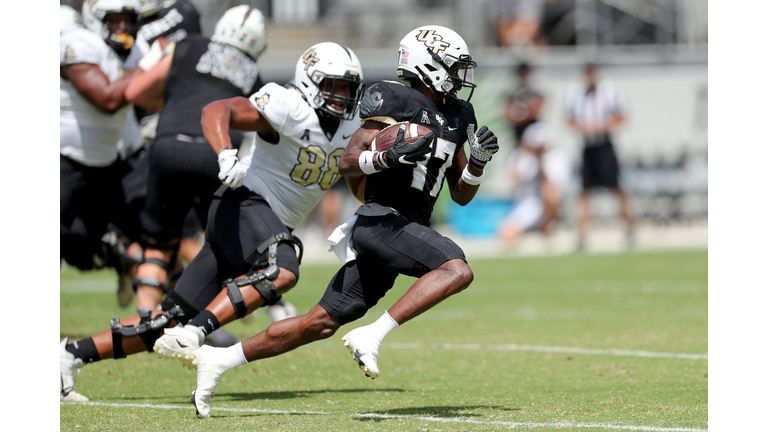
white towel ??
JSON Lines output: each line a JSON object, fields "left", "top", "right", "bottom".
{"left": 328, "top": 215, "right": 359, "bottom": 263}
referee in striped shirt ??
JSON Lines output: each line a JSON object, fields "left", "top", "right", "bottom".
{"left": 565, "top": 63, "right": 635, "bottom": 250}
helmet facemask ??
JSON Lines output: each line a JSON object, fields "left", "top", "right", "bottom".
{"left": 415, "top": 48, "right": 476, "bottom": 104}
{"left": 294, "top": 42, "right": 365, "bottom": 121}
{"left": 314, "top": 75, "right": 364, "bottom": 120}
{"left": 103, "top": 11, "right": 140, "bottom": 59}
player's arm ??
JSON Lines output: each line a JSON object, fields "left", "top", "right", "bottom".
{"left": 445, "top": 125, "right": 499, "bottom": 206}
{"left": 201, "top": 96, "right": 275, "bottom": 154}
{"left": 344, "top": 176, "right": 366, "bottom": 203}
{"left": 201, "top": 96, "right": 276, "bottom": 189}
{"left": 338, "top": 121, "right": 386, "bottom": 177}
{"left": 61, "top": 63, "right": 141, "bottom": 114}
{"left": 124, "top": 54, "right": 172, "bottom": 110}
{"left": 445, "top": 148, "right": 481, "bottom": 206}
{"left": 339, "top": 120, "right": 435, "bottom": 177}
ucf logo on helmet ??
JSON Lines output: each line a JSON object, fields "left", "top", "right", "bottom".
{"left": 415, "top": 30, "right": 450, "bottom": 54}
{"left": 302, "top": 49, "right": 319, "bottom": 71}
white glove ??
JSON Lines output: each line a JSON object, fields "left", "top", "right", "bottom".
{"left": 217, "top": 148, "right": 247, "bottom": 189}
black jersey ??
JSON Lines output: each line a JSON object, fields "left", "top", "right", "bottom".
{"left": 138, "top": 0, "right": 201, "bottom": 44}
{"left": 154, "top": 35, "right": 264, "bottom": 140}
{"left": 360, "top": 80, "right": 477, "bottom": 226}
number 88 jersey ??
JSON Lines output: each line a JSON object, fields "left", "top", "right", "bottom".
{"left": 359, "top": 80, "right": 478, "bottom": 226}
{"left": 243, "top": 83, "right": 360, "bottom": 229}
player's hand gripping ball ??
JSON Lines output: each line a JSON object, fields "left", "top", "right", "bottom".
{"left": 371, "top": 122, "right": 434, "bottom": 168}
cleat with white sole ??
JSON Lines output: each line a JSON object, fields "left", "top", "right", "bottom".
{"left": 153, "top": 325, "right": 204, "bottom": 370}
{"left": 341, "top": 328, "right": 380, "bottom": 379}
{"left": 192, "top": 345, "right": 227, "bottom": 419}
{"left": 60, "top": 338, "right": 89, "bottom": 402}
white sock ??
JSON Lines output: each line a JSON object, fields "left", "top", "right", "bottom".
{"left": 216, "top": 342, "right": 248, "bottom": 372}
{"left": 365, "top": 311, "right": 399, "bottom": 345}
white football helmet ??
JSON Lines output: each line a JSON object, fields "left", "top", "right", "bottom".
{"left": 60, "top": 5, "right": 83, "bottom": 34}
{"left": 294, "top": 42, "right": 365, "bottom": 120}
{"left": 211, "top": 5, "right": 267, "bottom": 61}
{"left": 82, "top": 0, "right": 141, "bottom": 57}
{"left": 396, "top": 25, "right": 477, "bottom": 103}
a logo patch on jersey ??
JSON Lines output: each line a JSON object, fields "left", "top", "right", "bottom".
{"left": 65, "top": 45, "right": 75, "bottom": 60}
{"left": 435, "top": 114, "right": 445, "bottom": 125}
{"left": 421, "top": 111, "right": 430, "bottom": 124}
{"left": 301, "top": 129, "right": 310, "bottom": 141}
{"left": 302, "top": 48, "right": 319, "bottom": 71}
{"left": 415, "top": 30, "right": 450, "bottom": 55}
{"left": 255, "top": 93, "right": 270, "bottom": 110}
{"left": 360, "top": 91, "right": 383, "bottom": 116}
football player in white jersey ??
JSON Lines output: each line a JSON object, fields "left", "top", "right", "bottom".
{"left": 60, "top": 42, "right": 365, "bottom": 403}
{"left": 60, "top": 0, "right": 148, "bottom": 307}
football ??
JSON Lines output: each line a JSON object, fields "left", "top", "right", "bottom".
{"left": 370, "top": 122, "right": 433, "bottom": 152}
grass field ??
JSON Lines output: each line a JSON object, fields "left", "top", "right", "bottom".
{"left": 60, "top": 249, "right": 707, "bottom": 431}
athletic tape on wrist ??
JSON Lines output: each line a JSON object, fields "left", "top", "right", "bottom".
{"left": 462, "top": 166, "right": 485, "bottom": 185}
{"left": 359, "top": 150, "right": 378, "bottom": 175}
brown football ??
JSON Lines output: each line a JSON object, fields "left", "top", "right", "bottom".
{"left": 370, "top": 122, "right": 433, "bottom": 152}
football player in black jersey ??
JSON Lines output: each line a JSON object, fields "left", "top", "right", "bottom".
{"left": 123, "top": 5, "right": 267, "bottom": 315}
{"left": 188, "top": 25, "right": 499, "bottom": 419}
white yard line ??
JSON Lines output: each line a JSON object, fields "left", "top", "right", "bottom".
{"left": 63, "top": 401, "right": 707, "bottom": 431}
{"left": 386, "top": 342, "right": 708, "bottom": 360}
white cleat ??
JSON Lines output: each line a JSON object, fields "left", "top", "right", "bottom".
{"left": 341, "top": 328, "right": 380, "bottom": 379}
{"left": 60, "top": 338, "right": 89, "bottom": 402}
{"left": 153, "top": 325, "right": 204, "bottom": 370}
{"left": 191, "top": 345, "right": 227, "bottom": 419}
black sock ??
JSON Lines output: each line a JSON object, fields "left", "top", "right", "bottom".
{"left": 187, "top": 310, "right": 220, "bottom": 336}
{"left": 66, "top": 337, "right": 101, "bottom": 364}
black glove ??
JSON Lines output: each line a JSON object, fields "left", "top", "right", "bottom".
{"left": 467, "top": 124, "right": 499, "bottom": 169}
{"left": 384, "top": 127, "right": 434, "bottom": 168}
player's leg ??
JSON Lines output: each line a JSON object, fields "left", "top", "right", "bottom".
{"left": 60, "top": 242, "right": 224, "bottom": 401}
{"left": 602, "top": 142, "right": 635, "bottom": 246}
{"left": 154, "top": 186, "right": 301, "bottom": 367}
{"left": 577, "top": 145, "right": 598, "bottom": 250}
{"left": 341, "top": 213, "right": 471, "bottom": 379}
{"left": 193, "top": 257, "right": 395, "bottom": 418}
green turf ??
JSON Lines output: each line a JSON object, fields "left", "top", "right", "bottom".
{"left": 60, "top": 249, "right": 707, "bottom": 431}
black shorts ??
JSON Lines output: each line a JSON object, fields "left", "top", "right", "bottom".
{"left": 581, "top": 140, "right": 620, "bottom": 190}
{"left": 114, "top": 148, "right": 149, "bottom": 241}
{"left": 318, "top": 213, "right": 466, "bottom": 325}
{"left": 167, "top": 185, "right": 300, "bottom": 315}
{"left": 60, "top": 155, "right": 130, "bottom": 267}
{"left": 140, "top": 136, "right": 221, "bottom": 245}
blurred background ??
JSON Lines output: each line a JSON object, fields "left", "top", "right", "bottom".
{"left": 62, "top": 0, "right": 708, "bottom": 258}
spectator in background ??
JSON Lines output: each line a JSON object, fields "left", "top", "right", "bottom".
{"left": 491, "top": 0, "right": 546, "bottom": 47}
{"left": 565, "top": 63, "right": 634, "bottom": 250}
{"left": 504, "top": 62, "right": 545, "bottom": 148}
{"left": 498, "top": 122, "right": 570, "bottom": 247}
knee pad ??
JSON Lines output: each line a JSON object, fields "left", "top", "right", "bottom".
{"left": 133, "top": 256, "right": 175, "bottom": 294}
{"left": 224, "top": 265, "right": 280, "bottom": 319}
